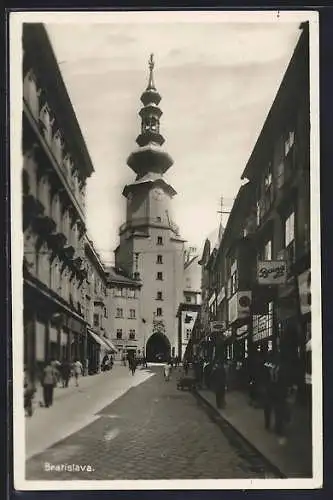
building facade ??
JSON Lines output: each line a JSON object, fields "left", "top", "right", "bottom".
{"left": 84, "top": 237, "right": 116, "bottom": 374}
{"left": 105, "top": 267, "right": 142, "bottom": 360}
{"left": 196, "top": 22, "right": 311, "bottom": 399}
{"left": 22, "top": 24, "right": 95, "bottom": 382}
{"left": 176, "top": 252, "right": 202, "bottom": 359}
{"left": 114, "top": 55, "right": 185, "bottom": 362}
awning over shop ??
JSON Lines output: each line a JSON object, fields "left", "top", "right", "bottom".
{"left": 88, "top": 329, "right": 111, "bottom": 351}
{"left": 102, "top": 337, "right": 118, "bottom": 352}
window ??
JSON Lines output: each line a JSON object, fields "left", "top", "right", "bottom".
{"left": 157, "top": 236, "right": 163, "bottom": 245}
{"left": 156, "top": 308, "right": 163, "bottom": 317}
{"left": 114, "top": 288, "right": 122, "bottom": 297}
{"left": 104, "top": 307, "right": 108, "bottom": 318}
{"left": 156, "top": 291, "right": 163, "bottom": 300}
{"left": 185, "top": 296, "right": 191, "bottom": 303}
{"left": 116, "top": 329, "right": 122, "bottom": 339}
{"left": 264, "top": 169, "right": 272, "bottom": 188}
{"left": 116, "top": 308, "right": 123, "bottom": 318}
{"left": 284, "top": 130, "right": 295, "bottom": 157}
{"left": 285, "top": 211, "right": 295, "bottom": 247}
{"left": 157, "top": 272, "right": 163, "bottom": 281}
{"left": 264, "top": 240, "right": 272, "bottom": 260}
{"left": 129, "top": 309, "right": 136, "bottom": 319}
{"left": 128, "top": 289, "right": 136, "bottom": 298}
{"left": 231, "top": 271, "right": 238, "bottom": 296}
{"left": 129, "top": 329, "right": 136, "bottom": 340}
{"left": 157, "top": 254, "right": 163, "bottom": 264}
{"left": 93, "top": 313, "right": 99, "bottom": 327}
{"left": 121, "top": 288, "right": 127, "bottom": 298}
{"left": 186, "top": 328, "right": 191, "bottom": 339}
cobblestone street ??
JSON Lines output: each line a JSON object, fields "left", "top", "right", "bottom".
{"left": 26, "top": 366, "right": 279, "bottom": 480}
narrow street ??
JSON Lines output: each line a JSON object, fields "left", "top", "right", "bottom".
{"left": 26, "top": 365, "right": 280, "bottom": 480}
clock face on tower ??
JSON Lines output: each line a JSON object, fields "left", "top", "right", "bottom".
{"left": 152, "top": 188, "right": 164, "bottom": 201}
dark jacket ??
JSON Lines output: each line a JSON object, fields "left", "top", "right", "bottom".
{"left": 211, "top": 364, "right": 226, "bottom": 391}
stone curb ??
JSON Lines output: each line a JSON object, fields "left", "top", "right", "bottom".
{"left": 193, "top": 388, "right": 286, "bottom": 479}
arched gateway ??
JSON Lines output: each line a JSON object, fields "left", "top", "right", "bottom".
{"left": 146, "top": 332, "right": 171, "bottom": 363}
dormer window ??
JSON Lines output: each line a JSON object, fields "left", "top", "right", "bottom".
{"left": 39, "top": 104, "right": 53, "bottom": 143}
{"left": 53, "top": 130, "right": 64, "bottom": 164}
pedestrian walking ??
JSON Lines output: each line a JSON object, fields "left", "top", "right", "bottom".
{"left": 42, "top": 360, "right": 58, "bottom": 408}
{"left": 73, "top": 359, "right": 83, "bottom": 387}
{"left": 183, "top": 359, "right": 189, "bottom": 375}
{"left": 262, "top": 354, "right": 289, "bottom": 444}
{"left": 211, "top": 361, "right": 226, "bottom": 409}
{"left": 24, "top": 365, "right": 36, "bottom": 417}
{"left": 164, "top": 362, "right": 171, "bottom": 382}
{"left": 128, "top": 357, "right": 136, "bottom": 375}
{"left": 60, "top": 360, "right": 72, "bottom": 388}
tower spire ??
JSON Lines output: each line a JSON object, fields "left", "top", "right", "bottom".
{"left": 147, "top": 53, "right": 156, "bottom": 90}
{"left": 126, "top": 54, "right": 174, "bottom": 177}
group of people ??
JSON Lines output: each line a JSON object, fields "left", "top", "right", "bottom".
{"left": 187, "top": 350, "right": 297, "bottom": 445}
{"left": 24, "top": 358, "right": 84, "bottom": 416}
{"left": 101, "top": 354, "right": 114, "bottom": 372}
{"left": 253, "top": 352, "right": 297, "bottom": 443}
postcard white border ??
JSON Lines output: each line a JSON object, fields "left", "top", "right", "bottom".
{"left": 10, "top": 9, "right": 322, "bottom": 491}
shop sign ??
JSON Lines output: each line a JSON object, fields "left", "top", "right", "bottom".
{"left": 209, "top": 292, "right": 216, "bottom": 307}
{"left": 217, "top": 287, "right": 225, "bottom": 306}
{"left": 297, "top": 269, "right": 311, "bottom": 315}
{"left": 210, "top": 321, "right": 226, "bottom": 333}
{"left": 228, "top": 291, "right": 252, "bottom": 324}
{"left": 236, "top": 325, "right": 248, "bottom": 338}
{"left": 252, "top": 313, "right": 272, "bottom": 342}
{"left": 257, "top": 261, "right": 287, "bottom": 285}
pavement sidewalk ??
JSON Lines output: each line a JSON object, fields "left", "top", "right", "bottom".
{"left": 196, "top": 386, "right": 312, "bottom": 478}
{"left": 24, "top": 364, "right": 154, "bottom": 459}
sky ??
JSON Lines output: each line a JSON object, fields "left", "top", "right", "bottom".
{"left": 45, "top": 13, "right": 306, "bottom": 264}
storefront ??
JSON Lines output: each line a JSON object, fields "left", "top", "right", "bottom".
{"left": 24, "top": 277, "right": 87, "bottom": 382}
{"left": 87, "top": 328, "right": 110, "bottom": 374}
{"left": 297, "top": 268, "right": 311, "bottom": 404}
{"left": 252, "top": 302, "right": 274, "bottom": 358}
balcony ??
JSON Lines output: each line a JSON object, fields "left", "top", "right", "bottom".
{"left": 23, "top": 194, "right": 45, "bottom": 231}
{"left": 48, "top": 232, "right": 67, "bottom": 254}
{"left": 23, "top": 101, "right": 85, "bottom": 223}
{"left": 32, "top": 214, "right": 56, "bottom": 237}
{"left": 60, "top": 244, "right": 75, "bottom": 262}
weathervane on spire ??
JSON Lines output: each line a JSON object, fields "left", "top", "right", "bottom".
{"left": 147, "top": 53, "right": 156, "bottom": 89}
{"left": 149, "top": 53, "right": 155, "bottom": 70}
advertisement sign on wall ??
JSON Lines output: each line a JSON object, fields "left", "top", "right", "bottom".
{"left": 257, "top": 261, "right": 287, "bottom": 285}
{"left": 228, "top": 291, "right": 252, "bottom": 324}
{"left": 217, "top": 287, "right": 225, "bottom": 306}
{"left": 210, "top": 321, "right": 226, "bottom": 333}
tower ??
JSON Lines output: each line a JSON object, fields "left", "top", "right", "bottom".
{"left": 115, "top": 54, "right": 185, "bottom": 361}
